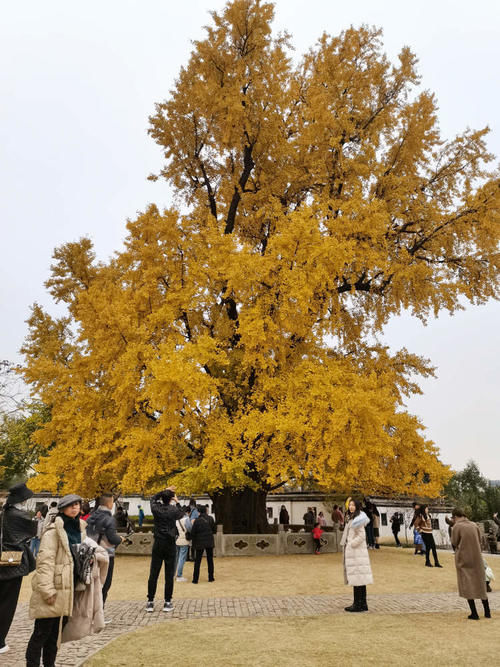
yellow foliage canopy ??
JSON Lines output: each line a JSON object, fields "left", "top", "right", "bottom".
{"left": 22, "top": 1, "right": 500, "bottom": 501}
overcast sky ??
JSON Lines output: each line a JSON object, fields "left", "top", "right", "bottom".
{"left": 1, "top": 1, "right": 499, "bottom": 476}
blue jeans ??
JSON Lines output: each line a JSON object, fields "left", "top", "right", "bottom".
{"left": 30, "top": 537, "right": 40, "bottom": 557}
{"left": 176, "top": 545, "right": 189, "bottom": 577}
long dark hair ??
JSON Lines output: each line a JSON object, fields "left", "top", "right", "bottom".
{"left": 416, "top": 504, "right": 428, "bottom": 518}
{"left": 352, "top": 499, "right": 363, "bottom": 518}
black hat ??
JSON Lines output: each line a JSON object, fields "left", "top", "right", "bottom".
{"left": 7, "top": 482, "right": 34, "bottom": 505}
{"left": 58, "top": 494, "right": 82, "bottom": 510}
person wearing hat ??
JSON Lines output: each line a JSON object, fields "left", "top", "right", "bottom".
{"left": 0, "top": 482, "right": 37, "bottom": 655}
{"left": 25, "top": 493, "right": 85, "bottom": 667}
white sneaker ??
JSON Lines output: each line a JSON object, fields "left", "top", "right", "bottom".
{"left": 146, "top": 601, "right": 154, "bottom": 612}
{"left": 176, "top": 576, "right": 187, "bottom": 582}
{"left": 0, "top": 645, "right": 9, "bottom": 654}
{"left": 104, "top": 618, "right": 112, "bottom": 625}
{"left": 163, "top": 600, "right": 174, "bottom": 612}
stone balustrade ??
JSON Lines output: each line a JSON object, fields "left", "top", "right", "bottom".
{"left": 116, "top": 524, "right": 342, "bottom": 556}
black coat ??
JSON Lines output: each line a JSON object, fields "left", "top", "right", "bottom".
{"left": 0, "top": 504, "right": 36, "bottom": 580}
{"left": 303, "top": 511, "right": 314, "bottom": 526}
{"left": 191, "top": 514, "right": 216, "bottom": 549}
{"left": 86, "top": 506, "right": 122, "bottom": 549}
{"left": 390, "top": 514, "right": 402, "bottom": 532}
{"left": 150, "top": 494, "right": 184, "bottom": 540}
{"left": 279, "top": 509, "right": 289, "bottom": 524}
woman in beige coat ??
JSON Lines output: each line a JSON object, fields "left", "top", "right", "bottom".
{"left": 340, "top": 499, "right": 373, "bottom": 612}
{"left": 451, "top": 507, "right": 490, "bottom": 620}
{"left": 26, "top": 494, "right": 85, "bottom": 667}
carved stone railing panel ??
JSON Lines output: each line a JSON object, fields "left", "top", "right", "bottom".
{"left": 116, "top": 528, "right": 340, "bottom": 556}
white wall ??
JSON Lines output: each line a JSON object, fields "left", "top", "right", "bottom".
{"left": 27, "top": 494, "right": 451, "bottom": 544}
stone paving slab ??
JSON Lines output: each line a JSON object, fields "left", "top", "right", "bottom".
{"left": 2, "top": 592, "right": 499, "bottom": 666}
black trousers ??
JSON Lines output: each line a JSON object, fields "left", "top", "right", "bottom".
{"left": 147, "top": 536, "right": 176, "bottom": 602}
{"left": 313, "top": 538, "right": 321, "bottom": 552}
{"left": 421, "top": 532, "right": 439, "bottom": 565}
{"left": 102, "top": 555, "right": 114, "bottom": 605}
{"left": 392, "top": 530, "right": 401, "bottom": 546}
{"left": 0, "top": 576, "right": 22, "bottom": 648}
{"left": 193, "top": 547, "right": 214, "bottom": 583}
{"left": 26, "top": 616, "right": 68, "bottom": 667}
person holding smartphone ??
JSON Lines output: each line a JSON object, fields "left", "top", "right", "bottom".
{"left": 146, "top": 488, "right": 184, "bottom": 613}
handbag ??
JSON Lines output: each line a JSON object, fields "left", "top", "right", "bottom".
{"left": 178, "top": 519, "right": 191, "bottom": 541}
{"left": 71, "top": 542, "right": 96, "bottom": 585}
{"left": 0, "top": 510, "right": 23, "bottom": 566}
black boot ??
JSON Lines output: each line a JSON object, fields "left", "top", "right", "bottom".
{"left": 359, "top": 585, "right": 368, "bottom": 611}
{"left": 345, "top": 587, "right": 362, "bottom": 612}
{"left": 482, "top": 599, "right": 491, "bottom": 618}
{"left": 467, "top": 599, "right": 479, "bottom": 620}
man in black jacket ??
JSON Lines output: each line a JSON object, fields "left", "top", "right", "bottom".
{"left": 191, "top": 505, "right": 216, "bottom": 584}
{"left": 303, "top": 508, "right": 315, "bottom": 528}
{"left": 390, "top": 512, "right": 403, "bottom": 547}
{"left": 146, "top": 489, "right": 184, "bottom": 612}
{"left": 86, "top": 493, "right": 122, "bottom": 607}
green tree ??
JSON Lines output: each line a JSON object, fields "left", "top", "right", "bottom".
{"left": 444, "top": 460, "right": 499, "bottom": 521}
{"left": 0, "top": 402, "right": 51, "bottom": 488}
{"left": 484, "top": 483, "right": 500, "bottom": 519}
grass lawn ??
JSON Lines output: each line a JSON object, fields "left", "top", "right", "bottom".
{"left": 86, "top": 612, "right": 500, "bottom": 666}
{"left": 19, "top": 547, "right": 500, "bottom": 602}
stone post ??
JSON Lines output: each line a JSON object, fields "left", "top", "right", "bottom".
{"left": 332, "top": 524, "right": 340, "bottom": 552}
{"left": 215, "top": 523, "right": 224, "bottom": 557}
{"left": 277, "top": 523, "right": 285, "bottom": 555}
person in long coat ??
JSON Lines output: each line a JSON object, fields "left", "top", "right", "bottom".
{"left": 451, "top": 507, "right": 490, "bottom": 620}
{"left": 0, "top": 483, "right": 37, "bottom": 656}
{"left": 26, "top": 494, "right": 87, "bottom": 666}
{"left": 279, "top": 505, "right": 289, "bottom": 525}
{"left": 340, "top": 498, "right": 373, "bottom": 612}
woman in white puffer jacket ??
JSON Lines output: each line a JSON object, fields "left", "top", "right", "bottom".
{"left": 340, "top": 498, "right": 373, "bottom": 612}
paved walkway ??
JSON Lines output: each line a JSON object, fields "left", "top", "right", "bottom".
{"left": 3, "top": 591, "right": 499, "bottom": 666}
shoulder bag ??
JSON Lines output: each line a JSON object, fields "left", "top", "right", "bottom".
{"left": 178, "top": 519, "right": 192, "bottom": 541}
{"left": 0, "top": 509, "right": 23, "bottom": 567}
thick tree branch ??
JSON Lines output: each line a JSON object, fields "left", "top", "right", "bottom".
{"left": 224, "top": 143, "right": 255, "bottom": 234}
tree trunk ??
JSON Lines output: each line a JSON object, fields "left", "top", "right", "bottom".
{"left": 211, "top": 487, "right": 269, "bottom": 533}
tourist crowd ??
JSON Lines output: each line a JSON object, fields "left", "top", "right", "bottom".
{"left": 0, "top": 482, "right": 497, "bottom": 663}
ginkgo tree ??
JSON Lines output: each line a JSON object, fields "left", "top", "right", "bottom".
{"left": 22, "top": 0, "right": 499, "bottom": 531}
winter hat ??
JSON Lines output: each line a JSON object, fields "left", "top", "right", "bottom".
{"left": 58, "top": 494, "right": 82, "bottom": 510}
{"left": 7, "top": 482, "right": 34, "bottom": 505}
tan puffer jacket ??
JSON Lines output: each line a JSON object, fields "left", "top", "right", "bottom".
{"left": 340, "top": 512, "right": 374, "bottom": 587}
{"left": 29, "top": 516, "right": 86, "bottom": 619}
